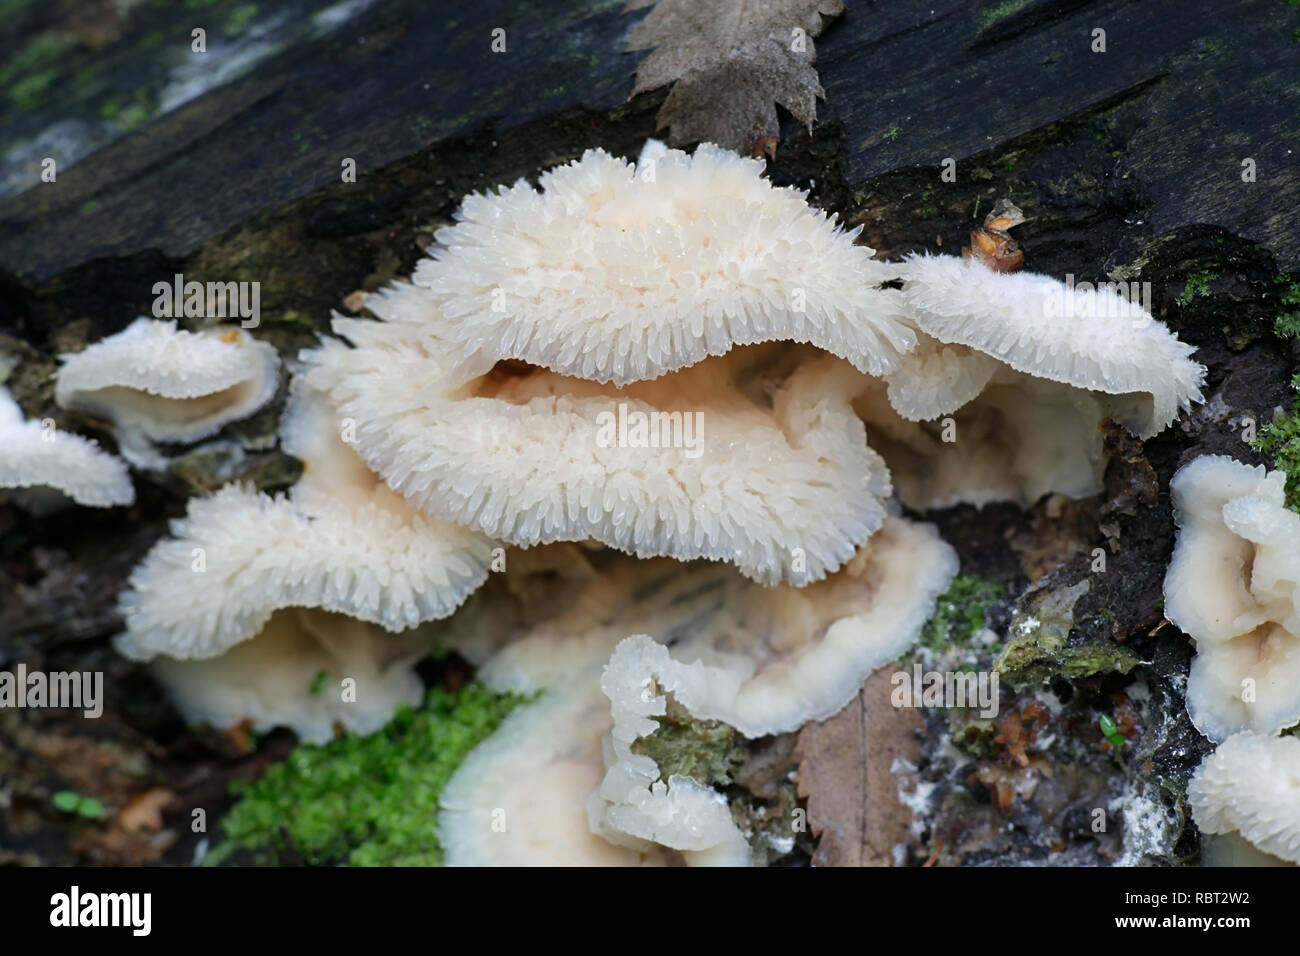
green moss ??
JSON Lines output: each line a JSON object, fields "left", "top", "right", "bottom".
{"left": 10, "top": 69, "right": 57, "bottom": 111}
{"left": 921, "top": 573, "right": 1006, "bottom": 650}
{"left": 977, "top": 0, "right": 1034, "bottom": 31}
{"left": 223, "top": 3, "right": 260, "bottom": 35}
{"left": 1275, "top": 275, "right": 1300, "bottom": 338}
{"left": 1175, "top": 270, "right": 1217, "bottom": 307}
{"left": 948, "top": 710, "right": 998, "bottom": 756}
{"left": 1253, "top": 385, "right": 1300, "bottom": 512}
{"left": 207, "top": 684, "right": 524, "bottom": 866}
{"left": 882, "top": 126, "right": 900, "bottom": 142}
{"left": 0, "top": 31, "right": 78, "bottom": 98}
{"left": 633, "top": 701, "right": 743, "bottom": 786}
{"left": 52, "top": 790, "right": 105, "bottom": 818}
{"left": 995, "top": 580, "right": 1142, "bottom": 687}
{"left": 1253, "top": 277, "right": 1300, "bottom": 512}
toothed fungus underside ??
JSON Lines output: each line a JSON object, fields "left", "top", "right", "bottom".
{"left": 114, "top": 379, "right": 496, "bottom": 742}
{"left": 306, "top": 315, "right": 893, "bottom": 586}
{"left": 855, "top": 255, "right": 1205, "bottom": 509}
{"left": 0, "top": 387, "right": 134, "bottom": 511}
{"left": 410, "top": 145, "right": 915, "bottom": 386}
{"left": 438, "top": 513, "right": 954, "bottom": 863}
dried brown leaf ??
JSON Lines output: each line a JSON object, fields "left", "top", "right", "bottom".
{"left": 623, "top": 0, "right": 846, "bottom": 155}
{"left": 793, "top": 667, "right": 923, "bottom": 866}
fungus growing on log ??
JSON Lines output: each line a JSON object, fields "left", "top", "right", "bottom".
{"left": 409, "top": 144, "right": 915, "bottom": 386}
{"left": 306, "top": 321, "right": 893, "bottom": 585}
{"left": 0, "top": 387, "right": 134, "bottom": 511}
{"left": 1189, "top": 732, "right": 1300, "bottom": 865}
{"left": 855, "top": 205, "right": 1205, "bottom": 509}
{"left": 114, "top": 377, "right": 496, "bottom": 741}
{"left": 1164, "top": 455, "right": 1300, "bottom": 742}
{"left": 54, "top": 318, "right": 280, "bottom": 468}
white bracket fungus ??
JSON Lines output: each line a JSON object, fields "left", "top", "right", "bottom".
{"left": 594, "top": 515, "right": 958, "bottom": 738}
{"left": 1164, "top": 455, "right": 1300, "bottom": 741}
{"left": 857, "top": 231, "right": 1204, "bottom": 509}
{"left": 895, "top": 254, "right": 1204, "bottom": 439}
{"left": 439, "top": 554, "right": 694, "bottom": 866}
{"left": 55, "top": 317, "right": 281, "bottom": 468}
{"left": 0, "top": 387, "right": 134, "bottom": 511}
{"left": 409, "top": 144, "right": 915, "bottom": 386}
{"left": 1189, "top": 732, "right": 1300, "bottom": 864}
{"left": 439, "top": 512, "right": 956, "bottom": 864}
{"left": 114, "top": 376, "right": 496, "bottom": 741}
{"left": 306, "top": 325, "right": 893, "bottom": 586}
{"left": 855, "top": 371, "right": 1113, "bottom": 509}
{"left": 589, "top": 637, "right": 752, "bottom": 867}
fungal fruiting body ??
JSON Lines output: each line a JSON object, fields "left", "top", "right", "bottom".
{"left": 306, "top": 327, "right": 892, "bottom": 585}
{"left": 114, "top": 379, "right": 497, "bottom": 742}
{"left": 296, "top": 140, "right": 929, "bottom": 585}
{"left": 87, "top": 144, "right": 1226, "bottom": 866}
{"left": 438, "top": 552, "right": 689, "bottom": 866}
{"left": 1164, "top": 455, "right": 1300, "bottom": 742}
{"left": 590, "top": 636, "right": 751, "bottom": 867}
{"left": 856, "top": 248, "right": 1205, "bottom": 509}
{"left": 149, "top": 608, "right": 427, "bottom": 745}
{"left": 55, "top": 317, "right": 280, "bottom": 468}
{"left": 895, "top": 252, "right": 1204, "bottom": 439}
{"left": 590, "top": 515, "right": 957, "bottom": 738}
{"left": 1188, "top": 732, "right": 1300, "bottom": 865}
{"left": 0, "top": 386, "right": 134, "bottom": 511}
{"left": 438, "top": 513, "right": 956, "bottom": 864}
{"left": 410, "top": 144, "right": 915, "bottom": 385}
{"left": 856, "top": 370, "right": 1112, "bottom": 509}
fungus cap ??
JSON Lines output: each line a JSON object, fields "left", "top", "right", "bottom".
{"left": 1164, "top": 455, "right": 1300, "bottom": 741}
{"left": 438, "top": 554, "right": 689, "bottom": 866}
{"left": 439, "top": 516, "right": 957, "bottom": 863}
{"left": 896, "top": 254, "right": 1204, "bottom": 439}
{"left": 306, "top": 335, "right": 893, "bottom": 586}
{"left": 588, "top": 515, "right": 958, "bottom": 738}
{"left": 115, "top": 378, "right": 495, "bottom": 662}
{"left": 410, "top": 144, "right": 915, "bottom": 385}
{"left": 0, "top": 387, "right": 134, "bottom": 509}
{"left": 1189, "top": 732, "right": 1300, "bottom": 864}
{"left": 55, "top": 318, "right": 280, "bottom": 465}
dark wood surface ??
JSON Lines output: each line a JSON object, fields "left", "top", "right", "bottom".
{"left": 1, "top": 0, "right": 1296, "bottom": 291}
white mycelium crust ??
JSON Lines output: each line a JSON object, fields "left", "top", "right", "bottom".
{"left": 1189, "top": 732, "right": 1300, "bottom": 864}
{"left": 55, "top": 318, "right": 280, "bottom": 464}
{"left": 896, "top": 255, "right": 1204, "bottom": 439}
{"left": 407, "top": 145, "right": 915, "bottom": 385}
{"left": 305, "top": 325, "right": 893, "bottom": 586}
{"left": 1164, "top": 455, "right": 1300, "bottom": 742}
{"left": 0, "top": 387, "right": 134, "bottom": 509}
